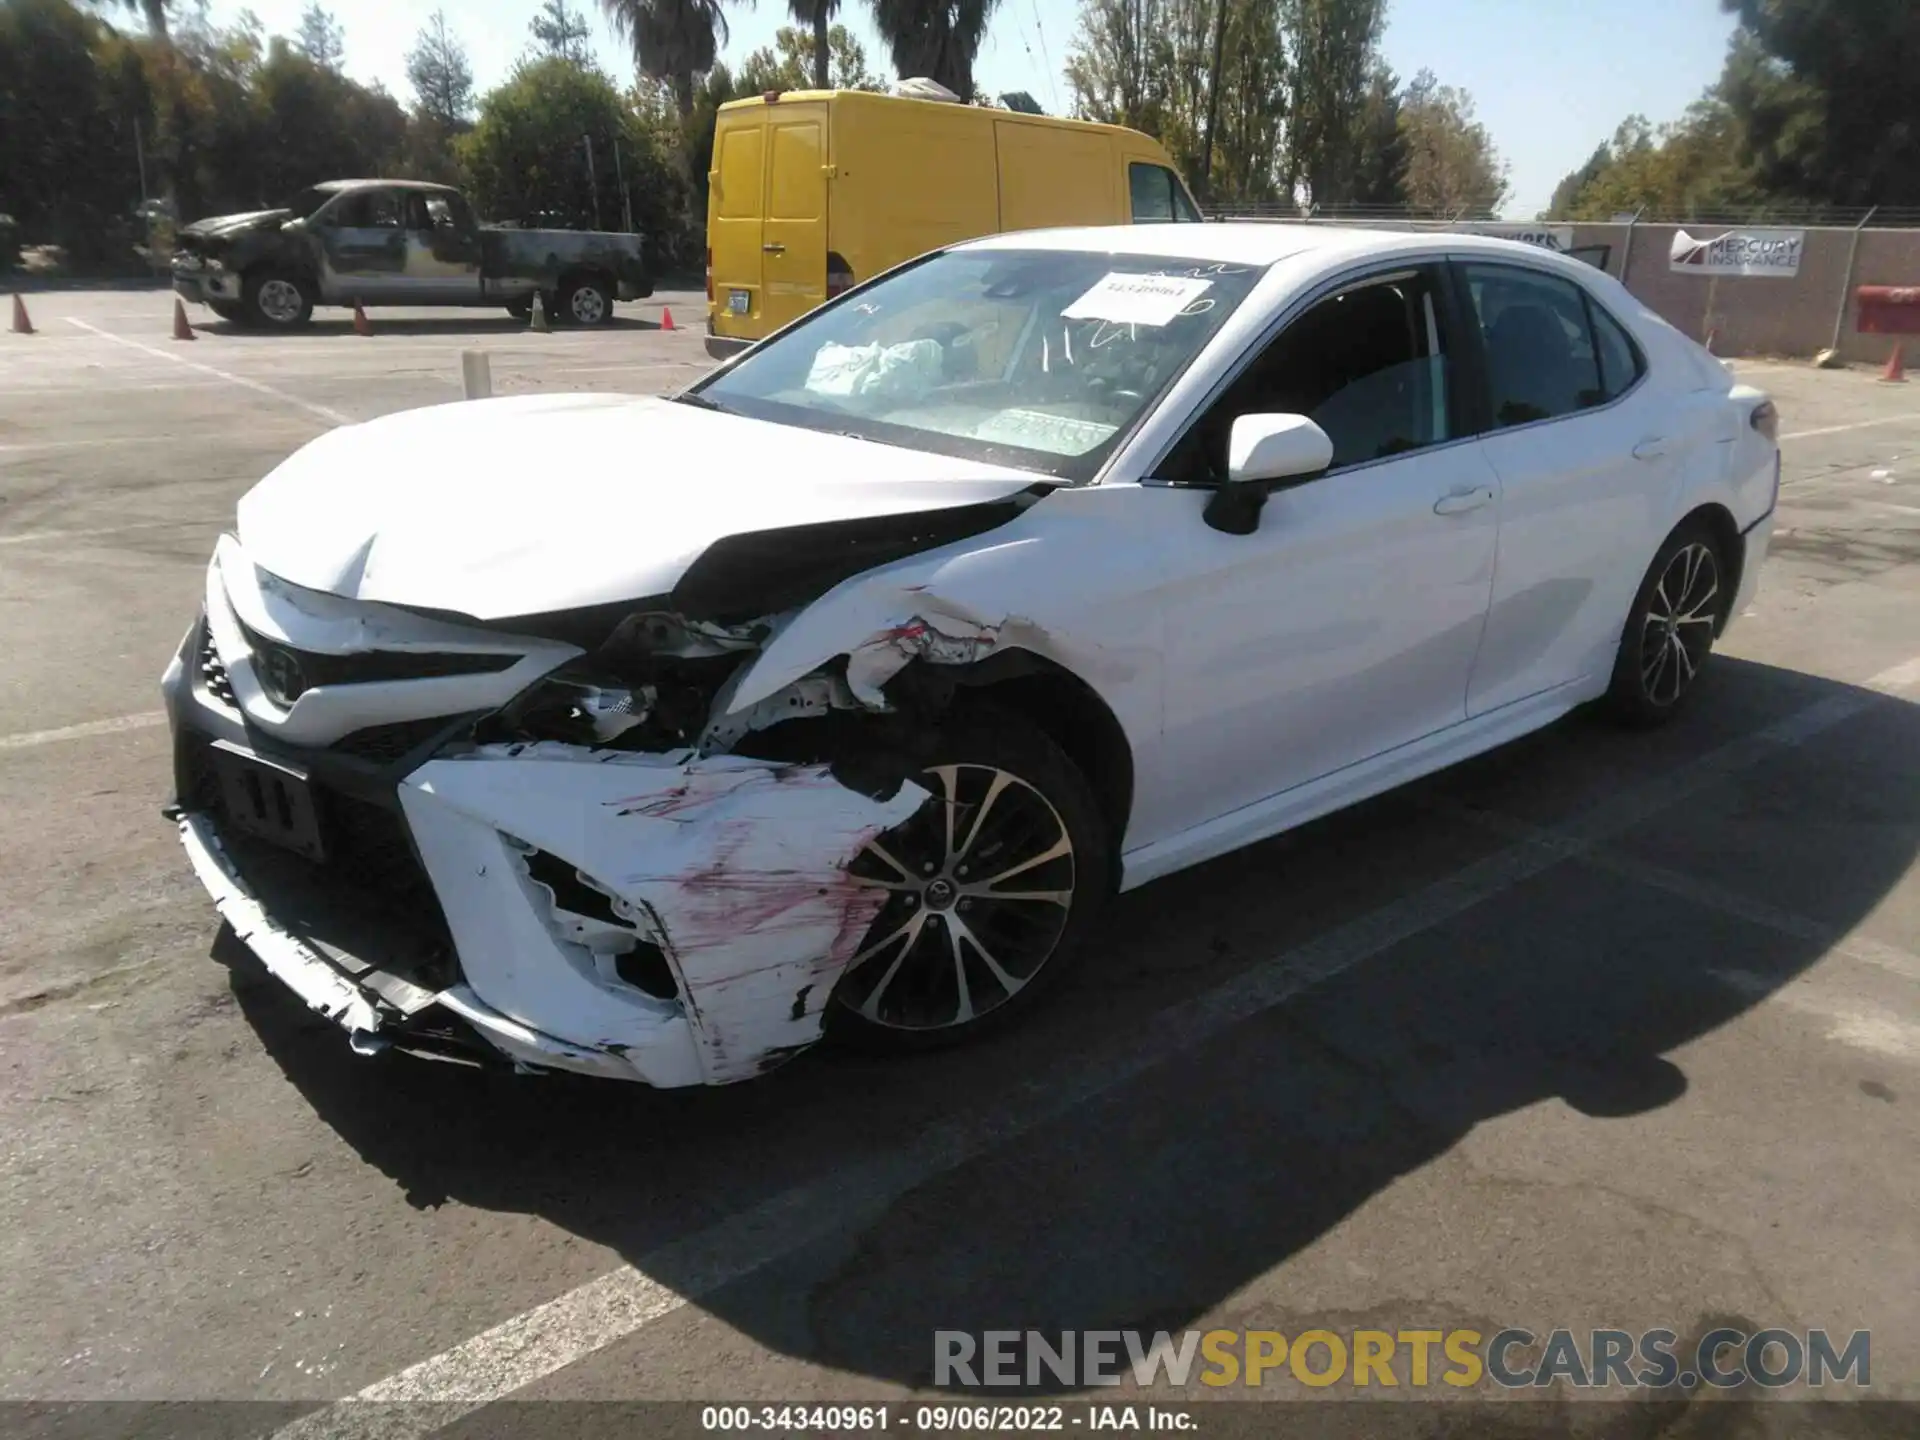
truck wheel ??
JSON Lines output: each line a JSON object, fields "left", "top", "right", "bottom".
{"left": 243, "top": 270, "right": 312, "bottom": 329}
{"left": 559, "top": 275, "right": 613, "bottom": 326}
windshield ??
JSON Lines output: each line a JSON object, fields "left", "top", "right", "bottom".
{"left": 283, "top": 187, "right": 331, "bottom": 219}
{"left": 688, "top": 248, "right": 1267, "bottom": 482}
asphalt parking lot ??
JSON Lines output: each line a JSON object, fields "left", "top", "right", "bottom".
{"left": 2, "top": 290, "right": 1918, "bottom": 1435}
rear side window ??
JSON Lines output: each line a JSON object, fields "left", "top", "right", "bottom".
{"left": 1589, "top": 299, "right": 1645, "bottom": 400}
{"left": 1130, "top": 164, "right": 1201, "bottom": 223}
{"left": 1461, "top": 263, "right": 1608, "bottom": 427}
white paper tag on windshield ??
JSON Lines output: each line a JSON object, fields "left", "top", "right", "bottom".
{"left": 1061, "top": 273, "right": 1213, "bottom": 327}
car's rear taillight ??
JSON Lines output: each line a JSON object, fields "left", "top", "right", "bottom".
{"left": 1750, "top": 400, "right": 1779, "bottom": 443}
{"left": 705, "top": 246, "right": 713, "bottom": 303}
{"left": 826, "top": 251, "right": 854, "bottom": 299}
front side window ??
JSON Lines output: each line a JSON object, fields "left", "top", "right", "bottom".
{"left": 1462, "top": 263, "right": 1610, "bottom": 427}
{"left": 1130, "top": 164, "right": 1202, "bottom": 223}
{"left": 688, "top": 248, "right": 1266, "bottom": 482}
{"left": 1160, "top": 266, "right": 1454, "bottom": 483}
{"left": 332, "top": 189, "right": 404, "bottom": 229}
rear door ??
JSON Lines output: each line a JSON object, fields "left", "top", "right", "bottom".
{"left": 401, "top": 191, "right": 483, "bottom": 302}
{"left": 759, "top": 108, "right": 829, "bottom": 333}
{"left": 709, "top": 113, "right": 768, "bottom": 338}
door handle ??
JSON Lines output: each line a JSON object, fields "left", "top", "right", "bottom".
{"left": 762, "top": 242, "right": 786, "bottom": 254}
{"left": 1632, "top": 438, "right": 1668, "bottom": 461}
{"left": 1433, "top": 486, "right": 1494, "bottom": 516}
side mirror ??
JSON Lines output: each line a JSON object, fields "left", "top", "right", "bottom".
{"left": 1203, "top": 413, "right": 1334, "bottom": 534}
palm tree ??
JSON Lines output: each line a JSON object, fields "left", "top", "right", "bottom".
{"left": 600, "top": 0, "right": 730, "bottom": 117}
{"left": 791, "top": 0, "right": 836, "bottom": 90}
{"left": 868, "top": 0, "right": 1001, "bottom": 101}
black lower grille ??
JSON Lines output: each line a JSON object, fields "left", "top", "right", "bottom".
{"left": 331, "top": 716, "right": 460, "bottom": 763}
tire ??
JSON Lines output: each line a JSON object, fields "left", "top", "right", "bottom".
{"left": 824, "top": 704, "right": 1112, "bottom": 1053}
{"left": 242, "top": 269, "right": 312, "bottom": 329}
{"left": 1603, "top": 520, "right": 1728, "bottom": 727}
{"left": 504, "top": 296, "right": 533, "bottom": 320}
{"left": 558, "top": 274, "right": 613, "bottom": 326}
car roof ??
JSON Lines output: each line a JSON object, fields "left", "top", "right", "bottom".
{"left": 958, "top": 222, "right": 1602, "bottom": 276}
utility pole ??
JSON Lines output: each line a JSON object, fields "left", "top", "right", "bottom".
{"left": 613, "top": 134, "right": 634, "bottom": 232}
{"left": 582, "top": 133, "right": 602, "bottom": 229}
{"left": 1199, "top": 0, "right": 1229, "bottom": 204}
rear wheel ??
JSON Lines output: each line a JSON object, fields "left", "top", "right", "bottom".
{"left": 558, "top": 274, "right": 613, "bottom": 326}
{"left": 1604, "top": 521, "right": 1727, "bottom": 726}
{"left": 826, "top": 707, "right": 1111, "bottom": 1052}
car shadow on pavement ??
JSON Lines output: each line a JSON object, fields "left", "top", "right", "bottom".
{"left": 222, "top": 654, "right": 1919, "bottom": 1395}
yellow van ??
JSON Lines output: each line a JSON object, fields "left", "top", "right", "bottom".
{"left": 704, "top": 88, "right": 1203, "bottom": 356}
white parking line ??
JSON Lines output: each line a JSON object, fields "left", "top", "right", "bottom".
{"left": 1711, "top": 969, "right": 1920, "bottom": 1060}
{"left": 64, "top": 319, "right": 352, "bottom": 426}
{"left": 0, "top": 519, "right": 220, "bottom": 547}
{"left": 265, "top": 652, "right": 1920, "bottom": 1438}
{"left": 0, "top": 711, "right": 168, "bottom": 751}
{"left": 1783, "top": 414, "right": 1920, "bottom": 442}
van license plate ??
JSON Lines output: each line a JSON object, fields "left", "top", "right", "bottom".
{"left": 210, "top": 741, "right": 326, "bottom": 862}
{"left": 728, "top": 289, "right": 750, "bottom": 315}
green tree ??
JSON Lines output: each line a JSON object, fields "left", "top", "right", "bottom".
{"left": 1396, "top": 68, "right": 1506, "bottom": 218}
{"left": 293, "top": 3, "right": 341, "bottom": 70}
{"left": 103, "top": 0, "right": 169, "bottom": 42}
{"left": 406, "top": 8, "right": 472, "bottom": 129}
{"left": 599, "top": 0, "right": 729, "bottom": 116}
{"left": 1282, "top": 0, "right": 1386, "bottom": 207}
{"left": 867, "top": 0, "right": 1001, "bottom": 101}
{"left": 530, "top": 0, "right": 595, "bottom": 65}
{"left": 789, "top": 0, "right": 835, "bottom": 90}
{"left": 1347, "top": 60, "right": 1404, "bottom": 206}
{"left": 462, "top": 53, "right": 684, "bottom": 253}
{"left": 1719, "top": 0, "right": 1919, "bottom": 207}
{"left": 1545, "top": 139, "right": 1610, "bottom": 219}
{"left": 739, "top": 23, "right": 884, "bottom": 91}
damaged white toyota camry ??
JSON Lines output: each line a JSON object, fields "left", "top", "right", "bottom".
{"left": 163, "top": 224, "right": 1780, "bottom": 1086}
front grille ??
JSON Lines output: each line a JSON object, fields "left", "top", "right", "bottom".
{"left": 236, "top": 620, "right": 518, "bottom": 705}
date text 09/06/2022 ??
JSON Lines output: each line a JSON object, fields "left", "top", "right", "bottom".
{"left": 700, "top": 1405, "right": 1195, "bottom": 1431}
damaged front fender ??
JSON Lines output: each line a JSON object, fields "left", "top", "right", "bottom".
{"left": 400, "top": 746, "right": 926, "bottom": 1083}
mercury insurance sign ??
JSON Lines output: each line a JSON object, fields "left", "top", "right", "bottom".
{"left": 1669, "top": 227, "right": 1806, "bottom": 277}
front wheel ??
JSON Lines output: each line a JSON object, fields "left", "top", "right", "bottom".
{"left": 1604, "top": 522, "right": 1727, "bottom": 726}
{"left": 558, "top": 275, "right": 613, "bottom": 326}
{"left": 241, "top": 270, "right": 313, "bottom": 329}
{"left": 826, "top": 707, "right": 1111, "bottom": 1052}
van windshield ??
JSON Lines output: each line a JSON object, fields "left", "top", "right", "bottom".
{"left": 685, "top": 248, "right": 1267, "bottom": 482}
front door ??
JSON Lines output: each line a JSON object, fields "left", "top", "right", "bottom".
{"left": 315, "top": 187, "right": 409, "bottom": 302}
{"left": 759, "top": 114, "right": 828, "bottom": 334}
{"left": 1142, "top": 263, "right": 1502, "bottom": 839}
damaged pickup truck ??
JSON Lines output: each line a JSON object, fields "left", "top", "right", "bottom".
{"left": 163, "top": 225, "right": 1777, "bottom": 1085}
{"left": 171, "top": 179, "right": 651, "bottom": 329}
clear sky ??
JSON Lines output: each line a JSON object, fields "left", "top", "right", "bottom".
{"left": 197, "top": 0, "right": 1741, "bottom": 219}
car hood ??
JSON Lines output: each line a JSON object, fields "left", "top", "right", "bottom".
{"left": 235, "top": 393, "right": 1046, "bottom": 621}
{"left": 179, "top": 209, "right": 294, "bottom": 240}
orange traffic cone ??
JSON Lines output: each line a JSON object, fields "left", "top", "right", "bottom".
{"left": 172, "top": 296, "right": 197, "bottom": 341}
{"left": 660, "top": 306, "right": 675, "bottom": 331}
{"left": 10, "top": 293, "right": 33, "bottom": 334}
{"left": 352, "top": 299, "right": 373, "bottom": 336}
{"left": 1880, "top": 343, "right": 1907, "bottom": 384}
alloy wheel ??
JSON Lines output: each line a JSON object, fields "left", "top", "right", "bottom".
{"left": 839, "top": 764, "right": 1076, "bottom": 1031}
{"left": 569, "top": 286, "right": 608, "bottom": 324}
{"left": 257, "top": 279, "right": 304, "bottom": 325}
{"left": 1639, "top": 541, "right": 1720, "bottom": 707}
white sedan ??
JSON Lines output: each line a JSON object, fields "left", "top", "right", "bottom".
{"left": 162, "top": 224, "right": 1780, "bottom": 1086}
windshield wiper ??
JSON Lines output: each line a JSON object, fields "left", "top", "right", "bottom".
{"left": 673, "top": 392, "right": 730, "bottom": 413}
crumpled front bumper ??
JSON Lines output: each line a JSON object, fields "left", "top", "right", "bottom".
{"left": 162, "top": 611, "right": 926, "bottom": 1087}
